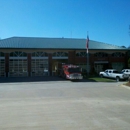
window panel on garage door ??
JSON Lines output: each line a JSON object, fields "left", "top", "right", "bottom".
{"left": 0, "top": 52, "right": 5, "bottom": 77}
{"left": 31, "top": 52, "right": 48, "bottom": 76}
{"left": 0, "top": 59, "right": 5, "bottom": 77}
{"left": 9, "top": 52, "right": 28, "bottom": 77}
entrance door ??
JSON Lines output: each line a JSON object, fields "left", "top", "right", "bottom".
{"left": 94, "top": 64, "right": 103, "bottom": 74}
{"left": 52, "top": 59, "right": 68, "bottom": 76}
{"left": 94, "top": 63, "right": 109, "bottom": 74}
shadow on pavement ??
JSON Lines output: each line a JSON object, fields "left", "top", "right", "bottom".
{"left": 0, "top": 76, "right": 63, "bottom": 83}
{"left": 0, "top": 76, "right": 93, "bottom": 83}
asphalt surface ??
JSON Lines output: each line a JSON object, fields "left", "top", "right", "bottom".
{"left": 0, "top": 77, "right": 130, "bottom": 130}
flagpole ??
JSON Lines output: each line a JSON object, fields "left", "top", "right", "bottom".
{"left": 86, "top": 32, "right": 89, "bottom": 77}
{"left": 87, "top": 50, "right": 89, "bottom": 76}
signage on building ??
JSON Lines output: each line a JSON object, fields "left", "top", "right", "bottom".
{"left": 94, "top": 61, "right": 108, "bottom": 64}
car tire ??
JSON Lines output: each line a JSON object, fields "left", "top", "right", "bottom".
{"left": 116, "top": 76, "right": 120, "bottom": 82}
{"left": 100, "top": 74, "right": 103, "bottom": 78}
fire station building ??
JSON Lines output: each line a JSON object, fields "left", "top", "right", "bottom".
{"left": 0, "top": 37, "right": 128, "bottom": 77}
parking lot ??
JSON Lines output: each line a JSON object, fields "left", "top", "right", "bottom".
{"left": 0, "top": 77, "right": 130, "bottom": 130}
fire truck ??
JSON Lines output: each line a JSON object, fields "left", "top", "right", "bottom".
{"left": 58, "top": 64, "right": 83, "bottom": 80}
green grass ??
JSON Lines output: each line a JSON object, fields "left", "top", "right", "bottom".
{"left": 87, "top": 77, "right": 116, "bottom": 82}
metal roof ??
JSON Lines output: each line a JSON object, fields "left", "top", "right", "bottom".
{"left": 0, "top": 37, "right": 127, "bottom": 50}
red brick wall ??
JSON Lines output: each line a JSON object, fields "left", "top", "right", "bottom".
{"left": 75, "top": 54, "right": 93, "bottom": 64}
{"left": 75, "top": 54, "right": 125, "bottom": 64}
{"left": 68, "top": 51, "right": 75, "bottom": 64}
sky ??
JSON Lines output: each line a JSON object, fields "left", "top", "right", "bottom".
{"left": 0, "top": 0, "right": 130, "bottom": 47}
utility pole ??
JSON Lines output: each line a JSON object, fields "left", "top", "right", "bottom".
{"left": 86, "top": 32, "right": 89, "bottom": 77}
{"left": 128, "top": 25, "right": 130, "bottom": 48}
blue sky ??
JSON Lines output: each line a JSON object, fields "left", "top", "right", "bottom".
{"left": 0, "top": 0, "right": 130, "bottom": 47}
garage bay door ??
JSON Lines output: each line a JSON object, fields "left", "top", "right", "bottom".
{"left": 0, "top": 52, "right": 5, "bottom": 77}
{"left": 9, "top": 52, "right": 28, "bottom": 77}
{"left": 31, "top": 52, "right": 49, "bottom": 76}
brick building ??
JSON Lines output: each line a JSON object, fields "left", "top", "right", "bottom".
{"left": 0, "top": 37, "right": 128, "bottom": 77}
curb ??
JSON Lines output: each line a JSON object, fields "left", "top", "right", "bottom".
{"left": 121, "top": 84, "right": 130, "bottom": 90}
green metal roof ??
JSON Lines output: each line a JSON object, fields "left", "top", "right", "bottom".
{"left": 0, "top": 37, "right": 127, "bottom": 50}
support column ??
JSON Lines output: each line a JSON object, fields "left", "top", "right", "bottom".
{"left": 5, "top": 53, "right": 9, "bottom": 77}
{"left": 48, "top": 53, "right": 52, "bottom": 76}
{"left": 68, "top": 51, "right": 75, "bottom": 64}
{"left": 108, "top": 54, "right": 112, "bottom": 69}
{"left": 27, "top": 53, "right": 31, "bottom": 77}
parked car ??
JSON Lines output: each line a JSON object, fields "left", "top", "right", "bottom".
{"left": 121, "top": 69, "right": 130, "bottom": 77}
{"left": 99, "top": 69, "right": 129, "bottom": 81}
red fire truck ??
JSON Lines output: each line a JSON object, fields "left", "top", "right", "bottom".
{"left": 58, "top": 64, "right": 83, "bottom": 80}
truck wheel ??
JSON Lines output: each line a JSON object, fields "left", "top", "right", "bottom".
{"left": 116, "top": 76, "right": 120, "bottom": 82}
{"left": 100, "top": 74, "right": 103, "bottom": 78}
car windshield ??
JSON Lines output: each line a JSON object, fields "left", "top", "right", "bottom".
{"left": 68, "top": 68, "right": 81, "bottom": 73}
{"left": 121, "top": 70, "right": 125, "bottom": 73}
{"left": 113, "top": 70, "right": 120, "bottom": 73}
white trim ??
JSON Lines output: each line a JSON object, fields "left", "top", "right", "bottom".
{"left": 94, "top": 61, "right": 108, "bottom": 64}
{"left": 0, "top": 57, "right": 5, "bottom": 59}
{"left": 9, "top": 57, "right": 27, "bottom": 59}
{"left": 52, "top": 57, "right": 68, "bottom": 59}
{"left": 31, "top": 57, "right": 48, "bottom": 59}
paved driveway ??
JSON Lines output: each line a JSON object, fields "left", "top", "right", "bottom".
{"left": 0, "top": 78, "right": 130, "bottom": 130}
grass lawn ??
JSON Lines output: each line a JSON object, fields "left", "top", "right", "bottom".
{"left": 87, "top": 76, "right": 116, "bottom": 82}
{"left": 85, "top": 76, "right": 130, "bottom": 87}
